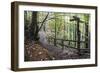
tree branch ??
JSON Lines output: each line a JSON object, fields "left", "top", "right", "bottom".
{"left": 38, "top": 13, "right": 49, "bottom": 32}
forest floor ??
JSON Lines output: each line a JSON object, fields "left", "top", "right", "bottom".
{"left": 24, "top": 40, "right": 90, "bottom": 61}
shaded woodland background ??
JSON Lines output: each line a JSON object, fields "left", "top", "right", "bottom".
{"left": 24, "top": 11, "right": 90, "bottom": 61}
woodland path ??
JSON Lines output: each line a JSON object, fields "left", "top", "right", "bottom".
{"left": 25, "top": 41, "right": 80, "bottom": 61}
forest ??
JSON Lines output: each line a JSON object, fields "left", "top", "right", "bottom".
{"left": 24, "top": 11, "right": 90, "bottom": 61}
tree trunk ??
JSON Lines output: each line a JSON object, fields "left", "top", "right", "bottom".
{"left": 29, "top": 11, "right": 38, "bottom": 41}
{"left": 85, "top": 23, "right": 88, "bottom": 48}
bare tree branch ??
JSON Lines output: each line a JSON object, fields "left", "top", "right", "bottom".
{"left": 38, "top": 13, "right": 49, "bottom": 32}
